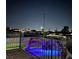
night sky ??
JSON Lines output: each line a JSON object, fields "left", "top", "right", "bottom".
{"left": 6, "top": 0, "right": 72, "bottom": 31}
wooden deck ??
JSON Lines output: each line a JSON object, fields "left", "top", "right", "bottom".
{"left": 6, "top": 49, "right": 38, "bottom": 59}
{"left": 6, "top": 49, "right": 62, "bottom": 59}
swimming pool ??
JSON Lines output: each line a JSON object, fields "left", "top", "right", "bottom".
{"left": 24, "top": 38, "right": 64, "bottom": 57}
{"left": 25, "top": 48, "right": 62, "bottom": 56}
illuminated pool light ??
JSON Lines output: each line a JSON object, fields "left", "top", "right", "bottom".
{"left": 24, "top": 38, "right": 64, "bottom": 57}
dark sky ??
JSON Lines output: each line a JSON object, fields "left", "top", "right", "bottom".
{"left": 6, "top": 0, "right": 72, "bottom": 31}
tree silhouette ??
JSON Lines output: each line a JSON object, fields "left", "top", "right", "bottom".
{"left": 61, "top": 26, "right": 70, "bottom": 35}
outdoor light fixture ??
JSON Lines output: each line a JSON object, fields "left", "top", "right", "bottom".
{"left": 24, "top": 38, "right": 64, "bottom": 57}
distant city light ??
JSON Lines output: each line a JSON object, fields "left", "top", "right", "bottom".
{"left": 40, "top": 26, "right": 43, "bottom": 29}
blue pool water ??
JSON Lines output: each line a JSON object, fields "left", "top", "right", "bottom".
{"left": 24, "top": 38, "right": 64, "bottom": 57}
{"left": 25, "top": 48, "right": 62, "bottom": 56}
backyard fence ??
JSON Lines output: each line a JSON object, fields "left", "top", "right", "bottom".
{"left": 6, "top": 33, "right": 71, "bottom": 59}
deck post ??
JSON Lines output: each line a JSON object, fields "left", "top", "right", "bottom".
{"left": 19, "top": 31, "right": 22, "bottom": 49}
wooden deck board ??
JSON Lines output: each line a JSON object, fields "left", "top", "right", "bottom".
{"left": 6, "top": 49, "right": 38, "bottom": 59}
